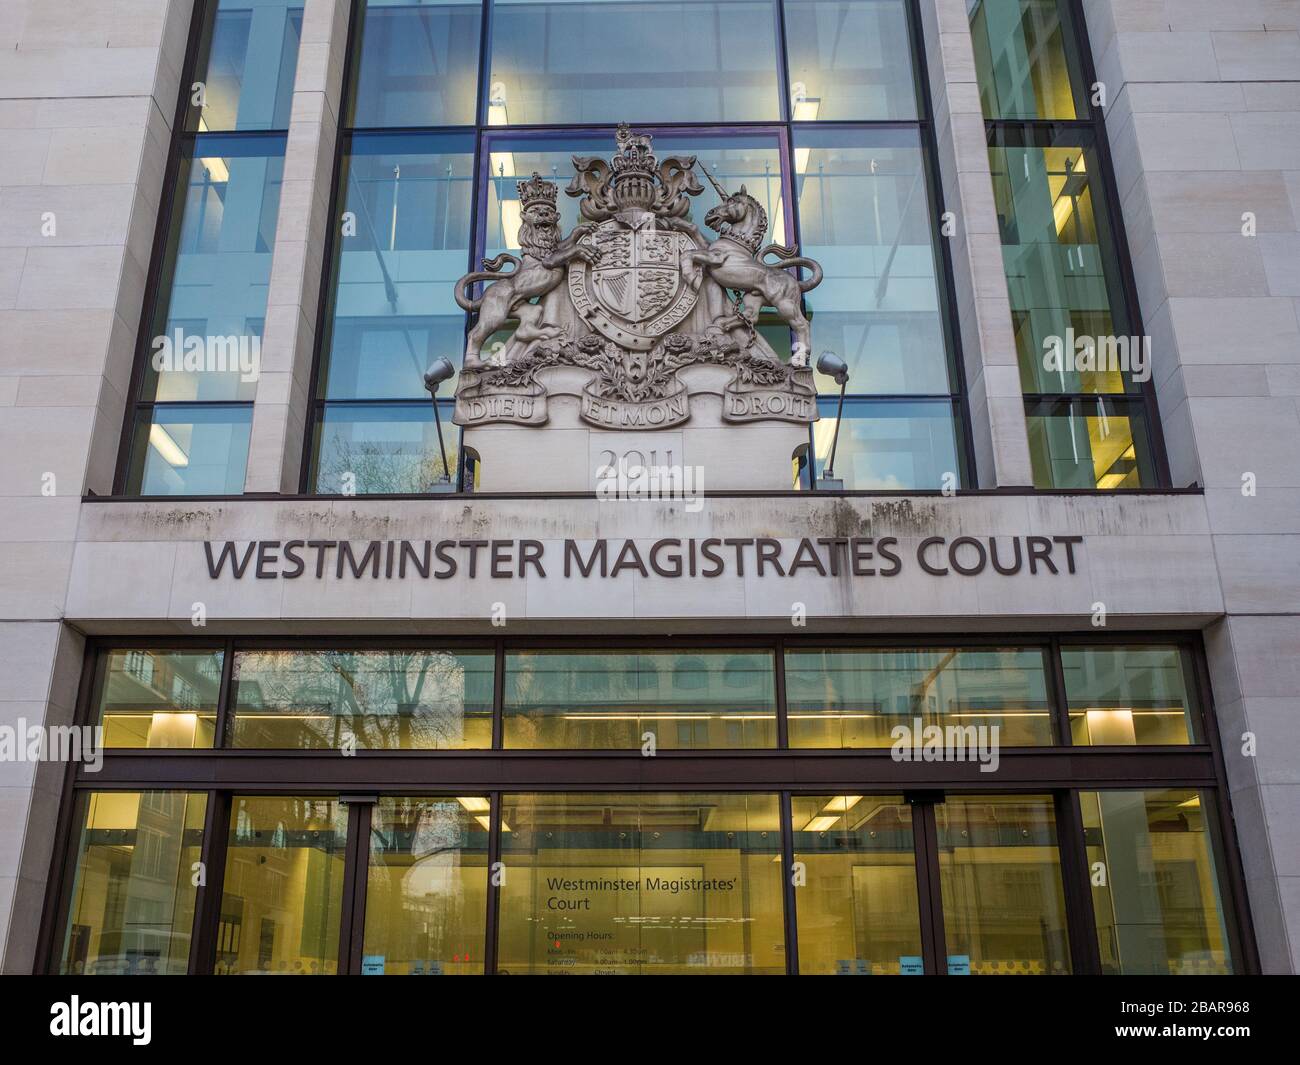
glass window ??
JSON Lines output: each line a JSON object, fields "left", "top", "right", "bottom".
{"left": 783, "top": 0, "right": 920, "bottom": 121}
{"left": 311, "top": 401, "right": 466, "bottom": 493}
{"left": 990, "top": 134, "right": 1140, "bottom": 397}
{"left": 216, "top": 796, "right": 348, "bottom": 975}
{"left": 937, "top": 795, "right": 1071, "bottom": 974}
{"left": 1026, "top": 396, "right": 1155, "bottom": 489}
{"left": 1082, "top": 789, "right": 1236, "bottom": 975}
{"left": 786, "top": 647, "right": 1053, "bottom": 747}
{"left": 487, "top": 0, "right": 782, "bottom": 126}
{"left": 95, "top": 648, "right": 224, "bottom": 749}
{"left": 230, "top": 649, "right": 494, "bottom": 749}
{"left": 1014, "top": 307, "right": 1136, "bottom": 396}
{"left": 969, "top": 0, "right": 1087, "bottom": 121}
{"left": 362, "top": 797, "right": 489, "bottom": 974}
{"left": 792, "top": 795, "right": 923, "bottom": 974}
{"left": 497, "top": 792, "right": 785, "bottom": 973}
{"left": 308, "top": 133, "right": 475, "bottom": 494}
{"left": 122, "top": 0, "right": 299, "bottom": 497}
{"left": 1064, "top": 646, "right": 1201, "bottom": 745}
{"left": 349, "top": 1, "right": 482, "bottom": 128}
{"left": 125, "top": 403, "right": 254, "bottom": 495}
{"left": 976, "top": 8, "right": 1164, "bottom": 488}
{"left": 796, "top": 128, "right": 955, "bottom": 395}
{"left": 188, "top": 0, "right": 304, "bottom": 131}
{"left": 503, "top": 650, "right": 777, "bottom": 749}
{"left": 319, "top": 134, "right": 475, "bottom": 399}
{"left": 989, "top": 128, "right": 1158, "bottom": 488}
{"left": 123, "top": 134, "right": 285, "bottom": 496}
{"left": 812, "top": 397, "right": 963, "bottom": 490}
{"left": 58, "top": 792, "right": 207, "bottom": 975}
{"left": 140, "top": 137, "right": 285, "bottom": 404}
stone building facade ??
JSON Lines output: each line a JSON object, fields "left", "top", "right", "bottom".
{"left": 0, "top": 0, "right": 1296, "bottom": 975}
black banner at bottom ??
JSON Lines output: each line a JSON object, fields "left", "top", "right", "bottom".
{"left": 0, "top": 974, "right": 1286, "bottom": 1052}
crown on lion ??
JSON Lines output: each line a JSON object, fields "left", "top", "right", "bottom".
{"left": 517, "top": 172, "right": 558, "bottom": 209}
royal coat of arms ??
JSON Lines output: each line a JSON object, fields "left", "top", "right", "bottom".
{"left": 452, "top": 125, "right": 823, "bottom": 430}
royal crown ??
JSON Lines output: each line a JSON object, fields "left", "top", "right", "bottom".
{"left": 517, "top": 172, "right": 558, "bottom": 209}
{"left": 611, "top": 123, "right": 657, "bottom": 178}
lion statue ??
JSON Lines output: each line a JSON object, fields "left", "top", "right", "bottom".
{"left": 455, "top": 174, "right": 599, "bottom": 370}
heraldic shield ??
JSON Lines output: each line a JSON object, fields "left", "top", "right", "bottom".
{"left": 568, "top": 217, "right": 698, "bottom": 352}
{"left": 451, "top": 123, "right": 824, "bottom": 431}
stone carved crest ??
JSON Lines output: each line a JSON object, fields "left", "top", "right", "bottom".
{"left": 453, "top": 124, "right": 823, "bottom": 430}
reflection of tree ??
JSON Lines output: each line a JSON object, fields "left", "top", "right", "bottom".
{"left": 239, "top": 651, "right": 485, "bottom": 750}
{"left": 367, "top": 799, "right": 477, "bottom": 972}
{"left": 318, "top": 436, "right": 448, "bottom": 495}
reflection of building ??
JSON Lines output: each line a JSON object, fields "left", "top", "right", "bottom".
{"left": 100, "top": 649, "right": 223, "bottom": 747}
{"left": 62, "top": 792, "right": 204, "bottom": 975}
{"left": 5, "top": 1, "right": 1298, "bottom": 977}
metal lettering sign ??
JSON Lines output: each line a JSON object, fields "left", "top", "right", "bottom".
{"left": 452, "top": 125, "right": 822, "bottom": 430}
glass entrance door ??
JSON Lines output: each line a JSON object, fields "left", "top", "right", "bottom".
{"left": 935, "top": 794, "right": 1072, "bottom": 975}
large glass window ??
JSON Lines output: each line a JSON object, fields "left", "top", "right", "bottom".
{"left": 937, "top": 795, "right": 1071, "bottom": 974}
{"left": 783, "top": 0, "right": 920, "bottom": 121}
{"left": 990, "top": 132, "right": 1141, "bottom": 391}
{"left": 794, "top": 127, "right": 966, "bottom": 488}
{"left": 785, "top": 647, "right": 1053, "bottom": 747}
{"left": 792, "top": 795, "right": 923, "bottom": 974}
{"left": 216, "top": 796, "right": 348, "bottom": 975}
{"left": 94, "top": 648, "right": 224, "bottom": 749}
{"left": 503, "top": 649, "right": 777, "bottom": 748}
{"left": 487, "top": 0, "right": 782, "bottom": 125}
{"left": 90, "top": 640, "right": 1216, "bottom": 754}
{"left": 188, "top": 0, "right": 304, "bottom": 131}
{"left": 121, "top": 0, "right": 302, "bottom": 495}
{"left": 975, "top": 2, "right": 1164, "bottom": 488}
{"left": 362, "top": 797, "right": 490, "bottom": 974}
{"left": 797, "top": 129, "right": 953, "bottom": 394}
{"left": 60, "top": 640, "right": 1253, "bottom": 975}
{"left": 230, "top": 649, "right": 494, "bottom": 749}
{"left": 991, "top": 131, "right": 1158, "bottom": 488}
{"left": 310, "top": 133, "right": 475, "bottom": 493}
{"left": 58, "top": 792, "right": 207, "bottom": 975}
{"left": 497, "top": 792, "right": 785, "bottom": 973}
{"left": 139, "top": 137, "right": 284, "bottom": 403}
{"left": 303, "top": 0, "right": 970, "bottom": 494}
{"left": 1064, "top": 645, "right": 1201, "bottom": 746}
{"left": 319, "top": 135, "right": 475, "bottom": 400}
{"left": 348, "top": 1, "right": 482, "bottom": 128}
{"left": 1082, "top": 789, "right": 1236, "bottom": 975}
{"left": 122, "top": 132, "right": 287, "bottom": 492}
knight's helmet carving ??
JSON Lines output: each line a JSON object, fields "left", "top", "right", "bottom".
{"left": 608, "top": 124, "right": 660, "bottom": 211}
